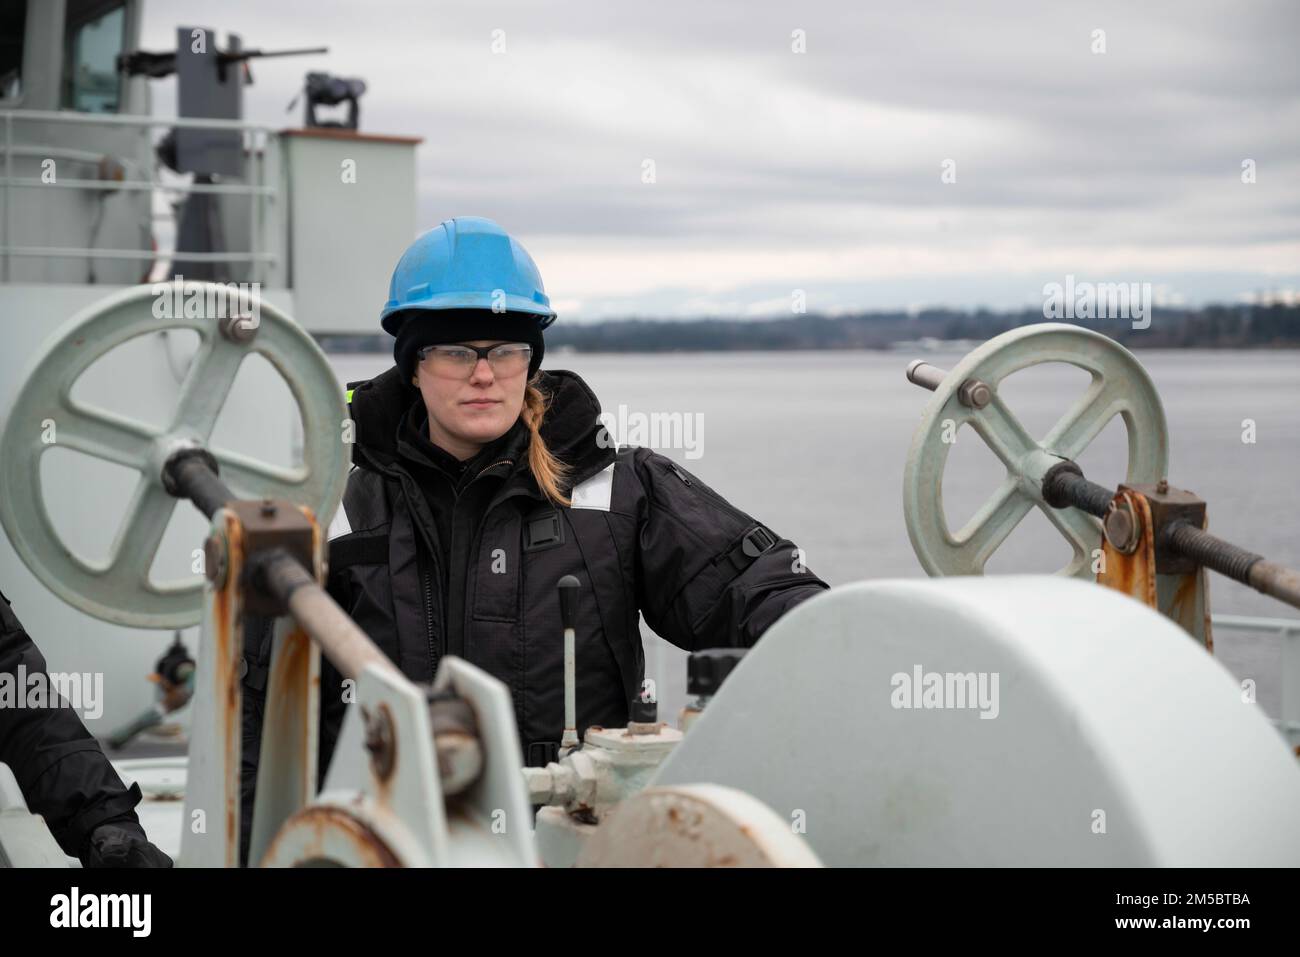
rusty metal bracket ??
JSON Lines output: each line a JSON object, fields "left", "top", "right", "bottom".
{"left": 230, "top": 499, "right": 317, "bottom": 617}
{"left": 1099, "top": 486, "right": 1213, "bottom": 651}
{"left": 1121, "top": 482, "right": 1208, "bottom": 576}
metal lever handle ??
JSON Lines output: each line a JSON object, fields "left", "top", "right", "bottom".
{"left": 905, "top": 360, "right": 993, "bottom": 409}
{"left": 558, "top": 576, "right": 581, "bottom": 754}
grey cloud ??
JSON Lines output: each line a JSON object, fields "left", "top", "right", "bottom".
{"left": 141, "top": 0, "right": 1299, "bottom": 315}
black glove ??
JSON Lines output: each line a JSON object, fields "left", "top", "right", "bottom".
{"left": 83, "top": 820, "right": 174, "bottom": 868}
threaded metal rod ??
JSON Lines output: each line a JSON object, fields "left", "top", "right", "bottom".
{"left": 1161, "top": 523, "right": 1263, "bottom": 583}
{"left": 165, "top": 452, "right": 234, "bottom": 519}
{"left": 1160, "top": 523, "right": 1300, "bottom": 610}
{"left": 1041, "top": 463, "right": 1113, "bottom": 518}
{"left": 1042, "top": 462, "right": 1300, "bottom": 612}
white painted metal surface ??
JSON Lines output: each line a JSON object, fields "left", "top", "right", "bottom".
{"left": 430, "top": 657, "right": 539, "bottom": 867}
{"left": 528, "top": 723, "right": 684, "bottom": 866}
{"left": 247, "top": 617, "right": 321, "bottom": 866}
{"left": 259, "top": 657, "right": 538, "bottom": 867}
{"left": 575, "top": 784, "right": 822, "bottom": 867}
{"left": 113, "top": 756, "right": 186, "bottom": 862}
{"left": 652, "top": 576, "right": 1300, "bottom": 866}
{"left": 280, "top": 131, "right": 419, "bottom": 335}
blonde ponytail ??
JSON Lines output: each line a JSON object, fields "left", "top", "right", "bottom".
{"left": 521, "top": 378, "right": 571, "bottom": 506}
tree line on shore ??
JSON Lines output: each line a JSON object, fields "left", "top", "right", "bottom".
{"left": 320, "top": 303, "right": 1300, "bottom": 353}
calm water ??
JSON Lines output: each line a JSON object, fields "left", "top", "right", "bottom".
{"left": 333, "top": 349, "right": 1300, "bottom": 719}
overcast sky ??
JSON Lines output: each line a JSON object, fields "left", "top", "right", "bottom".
{"left": 143, "top": 1, "right": 1299, "bottom": 320}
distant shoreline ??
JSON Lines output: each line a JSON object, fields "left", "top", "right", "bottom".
{"left": 317, "top": 304, "right": 1300, "bottom": 354}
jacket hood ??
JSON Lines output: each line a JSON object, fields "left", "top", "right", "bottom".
{"left": 347, "top": 365, "right": 615, "bottom": 489}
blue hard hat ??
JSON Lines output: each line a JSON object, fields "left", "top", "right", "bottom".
{"left": 380, "top": 216, "right": 556, "bottom": 335}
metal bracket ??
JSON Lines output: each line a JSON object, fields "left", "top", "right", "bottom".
{"left": 1099, "top": 485, "right": 1213, "bottom": 650}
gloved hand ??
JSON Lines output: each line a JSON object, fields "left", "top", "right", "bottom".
{"left": 83, "top": 820, "right": 174, "bottom": 868}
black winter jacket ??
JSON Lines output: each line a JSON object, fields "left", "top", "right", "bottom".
{"left": 0, "top": 590, "right": 150, "bottom": 862}
{"left": 240, "top": 367, "right": 827, "bottom": 859}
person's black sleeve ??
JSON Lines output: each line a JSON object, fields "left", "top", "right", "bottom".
{"left": 630, "top": 450, "right": 830, "bottom": 650}
{"left": 0, "top": 590, "right": 171, "bottom": 866}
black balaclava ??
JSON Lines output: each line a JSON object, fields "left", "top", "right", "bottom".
{"left": 392, "top": 309, "right": 545, "bottom": 380}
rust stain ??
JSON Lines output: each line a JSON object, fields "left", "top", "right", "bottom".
{"left": 1097, "top": 491, "right": 1156, "bottom": 609}
{"left": 1200, "top": 512, "right": 1214, "bottom": 654}
{"left": 366, "top": 703, "right": 398, "bottom": 808}
{"left": 271, "top": 626, "right": 315, "bottom": 798}
{"left": 1099, "top": 492, "right": 1213, "bottom": 649}
{"left": 299, "top": 503, "right": 326, "bottom": 582}
{"left": 1168, "top": 572, "right": 1210, "bottom": 651}
{"left": 213, "top": 514, "right": 246, "bottom": 863}
{"left": 262, "top": 805, "right": 402, "bottom": 867}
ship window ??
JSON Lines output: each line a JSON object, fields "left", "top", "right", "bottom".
{"left": 61, "top": 0, "right": 126, "bottom": 113}
{"left": 0, "top": 0, "right": 25, "bottom": 100}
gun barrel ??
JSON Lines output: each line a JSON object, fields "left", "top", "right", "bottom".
{"left": 220, "top": 46, "right": 329, "bottom": 62}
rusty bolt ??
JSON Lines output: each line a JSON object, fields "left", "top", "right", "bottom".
{"left": 363, "top": 703, "right": 396, "bottom": 782}
{"left": 218, "top": 314, "right": 257, "bottom": 343}
{"left": 957, "top": 378, "right": 992, "bottom": 410}
{"left": 435, "top": 730, "right": 484, "bottom": 796}
{"left": 1156, "top": 478, "right": 1169, "bottom": 495}
{"left": 260, "top": 498, "right": 276, "bottom": 517}
{"left": 1103, "top": 500, "right": 1140, "bottom": 554}
{"left": 203, "top": 533, "right": 228, "bottom": 587}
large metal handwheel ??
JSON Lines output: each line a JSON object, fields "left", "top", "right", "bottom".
{"left": 903, "top": 323, "right": 1168, "bottom": 578}
{"left": 0, "top": 283, "right": 349, "bottom": 628}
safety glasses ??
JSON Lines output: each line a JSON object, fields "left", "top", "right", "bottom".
{"left": 416, "top": 342, "right": 532, "bottom": 378}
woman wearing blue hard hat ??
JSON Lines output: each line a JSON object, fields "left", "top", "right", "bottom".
{"left": 239, "top": 217, "right": 827, "bottom": 859}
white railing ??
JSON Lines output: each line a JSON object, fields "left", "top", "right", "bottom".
{"left": 1212, "top": 613, "right": 1300, "bottom": 750}
{"left": 0, "top": 109, "right": 282, "bottom": 283}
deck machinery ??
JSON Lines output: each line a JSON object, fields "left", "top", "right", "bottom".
{"left": 0, "top": 291, "right": 1298, "bottom": 867}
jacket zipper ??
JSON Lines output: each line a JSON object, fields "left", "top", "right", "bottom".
{"left": 422, "top": 562, "right": 439, "bottom": 677}
{"left": 390, "top": 451, "right": 521, "bottom": 675}
{"left": 670, "top": 463, "right": 692, "bottom": 486}
{"left": 670, "top": 462, "right": 751, "bottom": 523}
